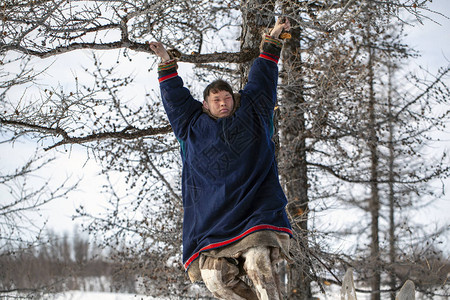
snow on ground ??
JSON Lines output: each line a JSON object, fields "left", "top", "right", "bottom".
{"left": 48, "top": 291, "right": 168, "bottom": 300}
{"left": 44, "top": 290, "right": 343, "bottom": 300}
{"left": 34, "top": 288, "right": 447, "bottom": 300}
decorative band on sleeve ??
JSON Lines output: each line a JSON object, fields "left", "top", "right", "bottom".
{"left": 158, "top": 72, "right": 178, "bottom": 83}
{"left": 158, "top": 59, "right": 178, "bottom": 82}
{"left": 260, "top": 52, "right": 280, "bottom": 63}
{"left": 158, "top": 59, "right": 178, "bottom": 72}
{"left": 264, "top": 35, "right": 283, "bottom": 48}
{"left": 260, "top": 35, "right": 282, "bottom": 63}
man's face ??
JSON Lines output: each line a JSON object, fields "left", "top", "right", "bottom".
{"left": 203, "top": 90, "right": 234, "bottom": 118}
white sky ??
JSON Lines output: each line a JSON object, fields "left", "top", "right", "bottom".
{"left": 404, "top": 1, "right": 450, "bottom": 73}
{"left": 1, "top": 2, "right": 449, "bottom": 244}
{"left": 402, "top": 1, "right": 450, "bottom": 232}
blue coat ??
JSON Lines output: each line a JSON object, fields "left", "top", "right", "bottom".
{"left": 158, "top": 38, "right": 292, "bottom": 271}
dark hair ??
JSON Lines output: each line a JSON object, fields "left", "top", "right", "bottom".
{"left": 203, "top": 79, "right": 234, "bottom": 102}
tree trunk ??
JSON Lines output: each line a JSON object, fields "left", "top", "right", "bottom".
{"left": 279, "top": 16, "right": 312, "bottom": 300}
{"left": 387, "top": 63, "right": 397, "bottom": 300}
{"left": 367, "top": 31, "right": 381, "bottom": 300}
{"left": 239, "top": 0, "right": 273, "bottom": 89}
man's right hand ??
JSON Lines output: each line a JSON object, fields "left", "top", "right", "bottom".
{"left": 149, "top": 42, "right": 171, "bottom": 62}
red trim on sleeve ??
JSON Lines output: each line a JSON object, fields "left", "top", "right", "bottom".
{"left": 259, "top": 53, "right": 279, "bottom": 64}
{"left": 158, "top": 72, "right": 178, "bottom": 83}
{"left": 184, "top": 224, "right": 292, "bottom": 270}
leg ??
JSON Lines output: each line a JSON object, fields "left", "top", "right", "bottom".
{"left": 200, "top": 255, "right": 259, "bottom": 300}
{"left": 242, "top": 246, "right": 283, "bottom": 300}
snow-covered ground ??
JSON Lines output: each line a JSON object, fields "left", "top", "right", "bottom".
{"left": 48, "top": 291, "right": 167, "bottom": 300}
{"left": 12, "top": 286, "right": 446, "bottom": 300}
{"left": 45, "top": 290, "right": 341, "bottom": 300}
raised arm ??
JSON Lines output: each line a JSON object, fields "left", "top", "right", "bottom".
{"left": 150, "top": 42, "right": 202, "bottom": 141}
{"left": 242, "top": 18, "right": 290, "bottom": 109}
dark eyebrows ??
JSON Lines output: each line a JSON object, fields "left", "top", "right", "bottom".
{"left": 212, "top": 94, "right": 232, "bottom": 100}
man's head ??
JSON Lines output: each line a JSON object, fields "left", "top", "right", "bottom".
{"left": 203, "top": 79, "right": 234, "bottom": 119}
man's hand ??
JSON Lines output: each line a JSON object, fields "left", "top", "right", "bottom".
{"left": 270, "top": 18, "right": 291, "bottom": 39}
{"left": 149, "top": 42, "right": 171, "bottom": 62}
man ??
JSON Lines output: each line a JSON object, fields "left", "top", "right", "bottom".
{"left": 150, "top": 18, "right": 292, "bottom": 300}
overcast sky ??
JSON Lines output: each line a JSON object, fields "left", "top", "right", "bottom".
{"left": 403, "top": 1, "right": 450, "bottom": 230}
{"left": 404, "top": 1, "right": 450, "bottom": 73}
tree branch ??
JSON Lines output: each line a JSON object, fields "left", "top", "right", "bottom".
{"left": 43, "top": 125, "right": 173, "bottom": 151}
{"left": 0, "top": 40, "right": 258, "bottom": 64}
{"left": 0, "top": 117, "right": 172, "bottom": 151}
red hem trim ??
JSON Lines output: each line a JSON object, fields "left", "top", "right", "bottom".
{"left": 159, "top": 72, "right": 178, "bottom": 83}
{"left": 259, "top": 54, "right": 279, "bottom": 63}
{"left": 184, "top": 225, "right": 292, "bottom": 270}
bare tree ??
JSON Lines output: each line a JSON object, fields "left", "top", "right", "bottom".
{"left": 1, "top": 0, "right": 448, "bottom": 298}
{"left": 307, "top": 4, "right": 449, "bottom": 298}
{"left": 0, "top": 150, "right": 77, "bottom": 247}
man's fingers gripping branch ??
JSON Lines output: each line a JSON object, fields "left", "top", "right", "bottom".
{"left": 149, "top": 42, "right": 171, "bottom": 62}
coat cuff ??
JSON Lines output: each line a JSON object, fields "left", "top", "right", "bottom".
{"left": 259, "top": 35, "right": 282, "bottom": 63}
{"left": 158, "top": 59, "right": 178, "bottom": 83}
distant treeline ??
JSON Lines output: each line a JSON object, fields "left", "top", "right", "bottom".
{"left": 1, "top": 229, "right": 447, "bottom": 299}
{"left": 0, "top": 230, "right": 137, "bottom": 295}
{"left": 0, "top": 230, "right": 211, "bottom": 299}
